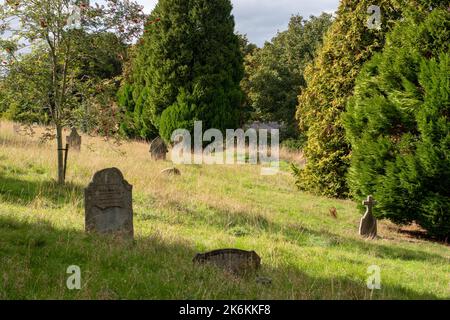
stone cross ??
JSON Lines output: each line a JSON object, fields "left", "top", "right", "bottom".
{"left": 85, "top": 168, "right": 134, "bottom": 238}
{"left": 359, "top": 195, "right": 378, "bottom": 239}
{"left": 66, "top": 127, "right": 81, "bottom": 151}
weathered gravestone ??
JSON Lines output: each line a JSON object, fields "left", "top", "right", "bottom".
{"left": 359, "top": 195, "right": 377, "bottom": 239}
{"left": 149, "top": 137, "right": 168, "bottom": 161}
{"left": 85, "top": 168, "right": 134, "bottom": 238}
{"left": 66, "top": 127, "right": 81, "bottom": 151}
{"left": 193, "top": 249, "right": 261, "bottom": 274}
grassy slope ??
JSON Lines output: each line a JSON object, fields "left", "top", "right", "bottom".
{"left": 0, "top": 121, "right": 448, "bottom": 300}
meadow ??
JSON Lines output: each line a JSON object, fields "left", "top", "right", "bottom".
{"left": 0, "top": 120, "right": 448, "bottom": 299}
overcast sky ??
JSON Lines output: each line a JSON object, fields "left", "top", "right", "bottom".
{"left": 0, "top": 0, "right": 340, "bottom": 48}
{"left": 137, "top": 0, "right": 339, "bottom": 46}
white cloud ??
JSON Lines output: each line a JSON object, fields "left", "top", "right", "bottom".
{"left": 136, "top": 0, "right": 339, "bottom": 46}
{"left": 0, "top": 0, "right": 338, "bottom": 47}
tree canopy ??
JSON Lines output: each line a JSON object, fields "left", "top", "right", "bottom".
{"left": 243, "top": 14, "right": 332, "bottom": 140}
{"left": 293, "top": 0, "right": 424, "bottom": 198}
{"left": 118, "top": 0, "right": 244, "bottom": 143}
{"left": 0, "top": 0, "right": 145, "bottom": 183}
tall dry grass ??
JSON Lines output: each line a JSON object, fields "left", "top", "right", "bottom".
{"left": 0, "top": 120, "right": 449, "bottom": 300}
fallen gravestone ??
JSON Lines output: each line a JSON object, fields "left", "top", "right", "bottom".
{"left": 149, "top": 137, "right": 168, "bottom": 161}
{"left": 160, "top": 167, "right": 181, "bottom": 176}
{"left": 67, "top": 127, "right": 81, "bottom": 151}
{"left": 193, "top": 249, "right": 261, "bottom": 274}
{"left": 85, "top": 168, "right": 134, "bottom": 238}
{"left": 256, "top": 276, "right": 272, "bottom": 286}
{"left": 359, "top": 195, "right": 377, "bottom": 239}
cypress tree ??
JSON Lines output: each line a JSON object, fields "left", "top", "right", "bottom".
{"left": 119, "top": 0, "right": 243, "bottom": 142}
{"left": 293, "top": 0, "right": 434, "bottom": 198}
{"left": 344, "top": 7, "right": 450, "bottom": 239}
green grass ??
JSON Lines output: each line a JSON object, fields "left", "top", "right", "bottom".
{"left": 0, "top": 122, "right": 449, "bottom": 299}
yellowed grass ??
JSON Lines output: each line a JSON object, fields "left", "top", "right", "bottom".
{"left": 0, "top": 120, "right": 449, "bottom": 300}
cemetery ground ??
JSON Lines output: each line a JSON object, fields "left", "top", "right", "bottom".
{"left": 0, "top": 120, "right": 448, "bottom": 300}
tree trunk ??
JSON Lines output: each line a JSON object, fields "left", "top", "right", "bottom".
{"left": 56, "top": 124, "right": 65, "bottom": 184}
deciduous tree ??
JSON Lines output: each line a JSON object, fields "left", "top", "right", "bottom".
{"left": 0, "top": 0, "right": 146, "bottom": 184}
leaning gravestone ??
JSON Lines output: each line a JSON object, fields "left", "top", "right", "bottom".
{"left": 66, "top": 127, "right": 81, "bottom": 151}
{"left": 359, "top": 195, "right": 377, "bottom": 239}
{"left": 149, "top": 137, "right": 168, "bottom": 161}
{"left": 193, "top": 249, "right": 261, "bottom": 274}
{"left": 85, "top": 168, "right": 134, "bottom": 238}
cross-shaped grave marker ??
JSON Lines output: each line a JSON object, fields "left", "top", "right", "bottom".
{"left": 359, "top": 195, "right": 378, "bottom": 239}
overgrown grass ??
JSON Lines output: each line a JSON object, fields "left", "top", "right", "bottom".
{"left": 0, "top": 121, "right": 448, "bottom": 299}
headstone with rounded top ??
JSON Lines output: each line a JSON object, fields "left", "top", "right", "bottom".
{"left": 85, "top": 168, "right": 133, "bottom": 238}
{"left": 149, "top": 137, "right": 168, "bottom": 161}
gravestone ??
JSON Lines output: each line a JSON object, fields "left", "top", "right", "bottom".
{"left": 193, "top": 249, "right": 261, "bottom": 274}
{"left": 160, "top": 167, "right": 181, "bottom": 176}
{"left": 359, "top": 195, "right": 377, "bottom": 239}
{"left": 85, "top": 168, "right": 134, "bottom": 238}
{"left": 149, "top": 137, "right": 168, "bottom": 160}
{"left": 67, "top": 127, "right": 81, "bottom": 151}
{"left": 256, "top": 276, "right": 272, "bottom": 286}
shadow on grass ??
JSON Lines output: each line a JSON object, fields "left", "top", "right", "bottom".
{"left": 278, "top": 223, "right": 449, "bottom": 265}
{"left": 175, "top": 201, "right": 449, "bottom": 265}
{"left": 0, "top": 176, "right": 84, "bottom": 207}
{"left": 0, "top": 215, "right": 442, "bottom": 300}
{"left": 2, "top": 174, "right": 446, "bottom": 268}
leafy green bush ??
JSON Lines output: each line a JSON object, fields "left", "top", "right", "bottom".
{"left": 243, "top": 14, "right": 332, "bottom": 140}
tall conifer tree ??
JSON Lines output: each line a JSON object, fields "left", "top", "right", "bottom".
{"left": 344, "top": 7, "right": 449, "bottom": 238}
{"left": 293, "top": 0, "right": 433, "bottom": 197}
{"left": 119, "top": 0, "right": 243, "bottom": 141}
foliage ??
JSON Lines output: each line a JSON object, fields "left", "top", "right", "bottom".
{"left": 0, "top": 0, "right": 146, "bottom": 183}
{"left": 293, "top": 0, "right": 420, "bottom": 198}
{"left": 244, "top": 14, "right": 332, "bottom": 140}
{"left": 0, "top": 47, "right": 52, "bottom": 123}
{"left": 0, "top": 32, "right": 127, "bottom": 130}
{"left": 118, "top": 0, "right": 244, "bottom": 142}
{"left": 282, "top": 137, "right": 307, "bottom": 152}
{"left": 343, "top": 8, "right": 450, "bottom": 238}
{"left": 236, "top": 33, "right": 257, "bottom": 127}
